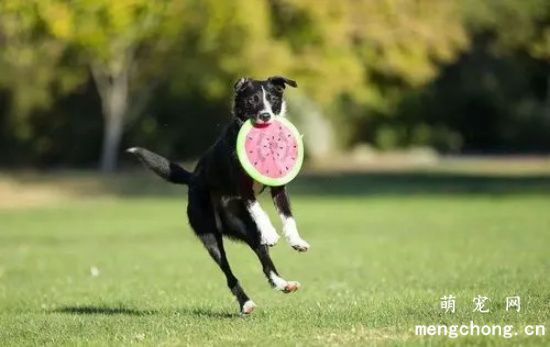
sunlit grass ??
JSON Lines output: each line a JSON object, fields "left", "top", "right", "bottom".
{"left": 0, "top": 170, "right": 549, "bottom": 346}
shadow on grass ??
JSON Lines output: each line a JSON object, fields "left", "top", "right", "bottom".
{"left": 54, "top": 306, "right": 156, "bottom": 316}
{"left": 183, "top": 308, "right": 238, "bottom": 319}
{"left": 53, "top": 305, "right": 238, "bottom": 319}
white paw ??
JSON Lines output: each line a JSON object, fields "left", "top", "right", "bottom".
{"left": 241, "top": 300, "right": 256, "bottom": 315}
{"left": 269, "top": 272, "right": 301, "bottom": 293}
{"left": 282, "top": 281, "right": 301, "bottom": 293}
{"left": 281, "top": 218, "right": 309, "bottom": 252}
{"left": 288, "top": 237, "right": 310, "bottom": 252}
{"left": 260, "top": 226, "right": 280, "bottom": 246}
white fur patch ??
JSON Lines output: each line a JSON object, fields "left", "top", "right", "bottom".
{"left": 281, "top": 216, "right": 298, "bottom": 239}
{"left": 279, "top": 100, "right": 287, "bottom": 117}
{"left": 280, "top": 215, "right": 310, "bottom": 251}
{"left": 248, "top": 201, "right": 279, "bottom": 245}
{"left": 269, "top": 271, "right": 288, "bottom": 290}
{"left": 260, "top": 87, "right": 275, "bottom": 118}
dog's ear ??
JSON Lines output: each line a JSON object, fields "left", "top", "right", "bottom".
{"left": 234, "top": 77, "right": 251, "bottom": 92}
{"left": 268, "top": 75, "right": 298, "bottom": 88}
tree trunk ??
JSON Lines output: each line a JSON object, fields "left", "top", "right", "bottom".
{"left": 92, "top": 62, "right": 129, "bottom": 172}
{"left": 100, "top": 104, "right": 125, "bottom": 172}
{"left": 287, "top": 92, "right": 336, "bottom": 159}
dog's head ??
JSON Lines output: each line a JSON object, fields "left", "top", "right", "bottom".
{"left": 233, "top": 76, "right": 297, "bottom": 125}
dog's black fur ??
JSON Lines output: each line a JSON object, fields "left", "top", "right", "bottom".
{"left": 128, "top": 76, "right": 308, "bottom": 314}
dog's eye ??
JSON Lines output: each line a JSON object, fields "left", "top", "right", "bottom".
{"left": 249, "top": 95, "right": 260, "bottom": 104}
{"left": 273, "top": 86, "right": 284, "bottom": 93}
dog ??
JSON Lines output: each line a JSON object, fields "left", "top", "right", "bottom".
{"left": 127, "top": 76, "right": 310, "bottom": 314}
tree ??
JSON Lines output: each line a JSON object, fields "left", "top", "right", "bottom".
{"left": 38, "top": 0, "right": 187, "bottom": 171}
{"left": 0, "top": 1, "right": 81, "bottom": 145}
{"left": 268, "top": 0, "right": 468, "bottom": 150}
{"left": 0, "top": 0, "right": 494, "bottom": 165}
{"left": 163, "top": 0, "right": 469, "bottom": 155}
{"left": 464, "top": 0, "right": 550, "bottom": 119}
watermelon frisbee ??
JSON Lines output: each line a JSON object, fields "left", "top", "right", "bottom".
{"left": 236, "top": 118, "right": 304, "bottom": 186}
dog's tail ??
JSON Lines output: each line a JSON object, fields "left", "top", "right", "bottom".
{"left": 126, "top": 147, "right": 191, "bottom": 185}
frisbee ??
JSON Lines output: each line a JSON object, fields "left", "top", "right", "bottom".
{"left": 236, "top": 118, "right": 304, "bottom": 186}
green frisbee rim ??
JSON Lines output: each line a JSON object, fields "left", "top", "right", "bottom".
{"left": 236, "top": 118, "right": 304, "bottom": 186}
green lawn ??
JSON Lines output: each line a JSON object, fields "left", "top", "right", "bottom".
{"left": 0, "top": 170, "right": 549, "bottom": 346}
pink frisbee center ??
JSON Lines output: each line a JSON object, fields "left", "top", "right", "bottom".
{"left": 244, "top": 119, "right": 300, "bottom": 179}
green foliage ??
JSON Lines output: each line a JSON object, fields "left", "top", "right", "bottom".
{"left": 463, "top": 0, "right": 550, "bottom": 57}
{"left": 0, "top": 0, "right": 549, "bottom": 166}
{"left": 270, "top": 0, "right": 467, "bottom": 107}
{"left": 37, "top": 0, "right": 186, "bottom": 79}
{"left": 0, "top": 1, "right": 83, "bottom": 142}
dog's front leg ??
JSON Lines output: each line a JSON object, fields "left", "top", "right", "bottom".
{"left": 271, "top": 186, "right": 310, "bottom": 252}
{"left": 246, "top": 199, "right": 280, "bottom": 246}
{"left": 241, "top": 183, "right": 279, "bottom": 246}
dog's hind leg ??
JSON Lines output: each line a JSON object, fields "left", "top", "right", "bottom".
{"left": 252, "top": 243, "right": 300, "bottom": 293}
{"left": 188, "top": 192, "right": 255, "bottom": 314}
{"left": 198, "top": 233, "right": 255, "bottom": 314}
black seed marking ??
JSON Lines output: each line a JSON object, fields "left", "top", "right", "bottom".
{"left": 254, "top": 161, "right": 257, "bottom": 165}
{"left": 285, "top": 166, "right": 289, "bottom": 170}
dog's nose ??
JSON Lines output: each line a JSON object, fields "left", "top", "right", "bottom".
{"left": 259, "top": 112, "right": 271, "bottom": 122}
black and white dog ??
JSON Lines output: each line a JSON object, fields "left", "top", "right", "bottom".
{"left": 127, "top": 76, "right": 310, "bottom": 314}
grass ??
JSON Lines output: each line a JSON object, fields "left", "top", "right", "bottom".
{"left": 0, "top": 166, "right": 549, "bottom": 346}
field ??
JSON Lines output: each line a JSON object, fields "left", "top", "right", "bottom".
{"left": 1, "top": 161, "right": 549, "bottom": 346}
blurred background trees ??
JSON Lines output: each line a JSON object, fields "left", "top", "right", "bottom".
{"left": 0, "top": 0, "right": 548, "bottom": 171}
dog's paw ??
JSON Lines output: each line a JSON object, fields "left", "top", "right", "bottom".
{"left": 282, "top": 219, "right": 309, "bottom": 252}
{"left": 260, "top": 227, "right": 280, "bottom": 247}
{"left": 282, "top": 281, "right": 301, "bottom": 293}
{"left": 241, "top": 300, "right": 256, "bottom": 315}
{"left": 269, "top": 272, "right": 301, "bottom": 293}
{"left": 288, "top": 237, "right": 310, "bottom": 252}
